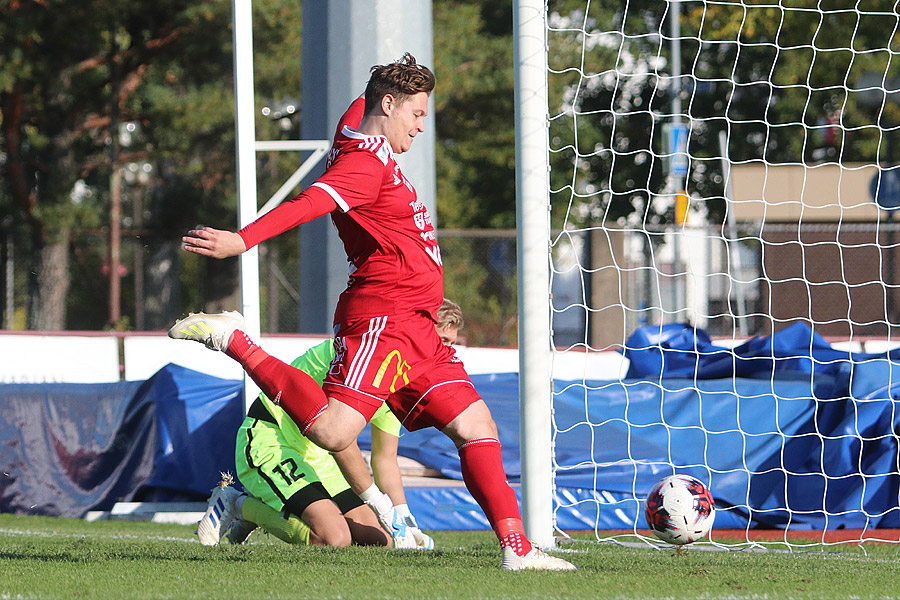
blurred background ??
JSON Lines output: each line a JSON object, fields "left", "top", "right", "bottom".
{"left": 4, "top": 1, "right": 899, "bottom": 350}
{"left": 0, "top": 0, "right": 525, "bottom": 347}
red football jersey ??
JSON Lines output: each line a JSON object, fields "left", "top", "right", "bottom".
{"left": 239, "top": 98, "right": 444, "bottom": 323}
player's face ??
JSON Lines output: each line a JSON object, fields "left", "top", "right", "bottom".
{"left": 436, "top": 324, "right": 458, "bottom": 347}
{"left": 384, "top": 92, "right": 428, "bottom": 154}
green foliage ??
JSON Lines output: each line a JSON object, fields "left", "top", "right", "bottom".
{"left": 545, "top": 1, "right": 900, "bottom": 232}
{"left": 0, "top": 0, "right": 304, "bottom": 329}
{"left": 441, "top": 235, "right": 518, "bottom": 346}
{"left": 5, "top": 1, "right": 898, "bottom": 332}
{"left": 433, "top": 1, "right": 517, "bottom": 229}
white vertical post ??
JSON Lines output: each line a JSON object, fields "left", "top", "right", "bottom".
{"left": 514, "top": 0, "right": 554, "bottom": 549}
{"left": 232, "top": 0, "right": 262, "bottom": 410}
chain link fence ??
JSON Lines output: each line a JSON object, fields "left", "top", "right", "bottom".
{"left": 0, "top": 227, "right": 522, "bottom": 347}
{"left": 8, "top": 223, "right": 889, "bottom": 345}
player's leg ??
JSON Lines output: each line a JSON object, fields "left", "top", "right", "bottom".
{"left": 303, "top": 398, "right": 368, "bottom": 452}
{"left": 441, "top": 401, "right": 530, "bottom": 546}
{"left": 168, "top": 312, "right": 359, "bottom": 448}
{"left": 392, "top": 359, "right": 576, "bottom": 570}
{"left": 391, "top": 377, "right": 523, "bottom": 543}
{"left": 442, "top": 400, "right": 576, "bottom": 570}
{"left": 235, "top": 480, "right": 352, "bottom": 546}
{"left": 326, "top": 486, "right": 391, "bottom": 547}
{"left": 234, "top": 414, "right": 346, "bottom": 545}
{"left": 297, "top": 498, "right": 353, "bottom": 547}
{"left": 343, "top": 503, "right": 393, "bottom": 546}
{"left": 236, "top": 495, "right": 311, "bottom": 545}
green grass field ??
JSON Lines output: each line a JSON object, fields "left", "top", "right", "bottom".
{"left": 1, "top": 514, "right": 899, "bottom": 599}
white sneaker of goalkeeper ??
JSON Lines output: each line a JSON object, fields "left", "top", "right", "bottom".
{"left": 196, "top": 484, "right": 243, "bottom": 546}
{"left": 500, "top": 546, "right": 578, "bottom": 571}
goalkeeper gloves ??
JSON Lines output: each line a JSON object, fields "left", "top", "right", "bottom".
{"left": 381, "top": 508, "right": 418, "bottom": 549}
{"left": 359, "top": 484, "right": 417, "bottom": 549}
{"left": 395, "top": 504, "right": 434, "bottom": 550}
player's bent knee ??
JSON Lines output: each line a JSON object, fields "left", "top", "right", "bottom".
{"left": 305, "top": 417, "right": 358, "bottom": 451}
{"left": 323, "top": 528, "right": 353, "bottom": 547}
{"left": 442, "top": 402, "right": 500, "bottom": 446}
{"left": 306, "top": 400, "right": 368, "bottom": 451}
{"left": 305, "top": 426, "right": 355, "bottom": 452}
{"left": 310, "top": 526, "right": 353, "bottom": 547}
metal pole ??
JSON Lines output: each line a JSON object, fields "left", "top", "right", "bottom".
{"left": 133, "top": 190, "right": 145, "bottom": 331}
{"left": 109, "top": 31, "right": 122, "bottom": 329}
{"left": 1, "top": 217, "right": 12, "bottom": 329}
{"left": 669, "top": 0, "right": 683, "bottom": 320}
{"left": 232, "top": 0, "right": 261, "bottom": 409}
{"left": 514, "top": 0, "right": 554, "bottom": 549}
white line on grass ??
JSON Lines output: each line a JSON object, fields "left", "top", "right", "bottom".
{"left": 0, "top": 527, "right": 197, "bottom": 543}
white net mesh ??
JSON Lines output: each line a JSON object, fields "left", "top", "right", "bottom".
{"left": 545, "top": 0, "right": 900, "bottom": 549}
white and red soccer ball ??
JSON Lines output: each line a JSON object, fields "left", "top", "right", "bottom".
{"left": 644, "top": 474, "right": 716, "bottom": 545}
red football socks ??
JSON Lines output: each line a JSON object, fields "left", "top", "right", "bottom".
{"left": 499, "top": 531, "right": 530, "bottom": 557}
{"left": 458, "top": 437, "right": 532, "bottom": 557}
{"left": 225, "top": 331, "right": 328, "bottom": 433}
{"left": 225, "top": 330, "right": 268, "bottom": 370}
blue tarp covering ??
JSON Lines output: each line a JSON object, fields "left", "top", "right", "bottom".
{"left": 3, "top": 322, "right": 900, "bottom": 531}
{"left": 373, "top": 322, "right": 900, "bottom": 530}
{"left": 142, "top": 364, "right": 244, "bottom": 498}
{"left": 0, "top": 379, "right": 154, "bottom": 518}
{"left": 613, "top": 322, "right": 900, "bottom": 529}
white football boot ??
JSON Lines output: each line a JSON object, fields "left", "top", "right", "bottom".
{"left": 168, "top": 311, "right": 245, "bottom": 352}
{"left": 500, "top": 546, "right": 578, "bottom": 571}
{"left": 225, "top": 518, "right": 258, "bottom": 545}
{"left": 196, "top": 479, "right": 244, "bottom": 546}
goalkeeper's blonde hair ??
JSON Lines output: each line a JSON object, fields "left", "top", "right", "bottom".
{"left": 438, "top": 298, "right": 463, "bottom": 331}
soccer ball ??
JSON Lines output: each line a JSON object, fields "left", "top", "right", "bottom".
{"left": 644, "top": 474, "right": 716, "bottom": 545}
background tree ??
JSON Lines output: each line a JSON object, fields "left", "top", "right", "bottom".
{"left": 15, "top": 2, "right": 888, "bottom": 339}
{"left": 431, "top": 1, "right": 520, "bottom": 345}
{"left": 0, "top": 0, "right": 301, "bottom": 330}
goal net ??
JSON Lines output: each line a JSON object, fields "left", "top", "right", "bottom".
{"left": 530, "top": 0, "right": 900, "bottom": 550}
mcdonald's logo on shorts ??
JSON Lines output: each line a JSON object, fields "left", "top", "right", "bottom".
{"left": 372, "top": 349, "right": 411, "bottom": 393}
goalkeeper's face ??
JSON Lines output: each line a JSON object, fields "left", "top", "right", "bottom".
{"left": 383, "top": 91, "right": 428, "bottom": 154}
{"left": 436, "top": 324, "right": 458, "bottom": 347}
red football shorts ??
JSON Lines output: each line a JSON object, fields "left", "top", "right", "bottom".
{"left": 322, "top": 313, "right": 481, "bottom": 431}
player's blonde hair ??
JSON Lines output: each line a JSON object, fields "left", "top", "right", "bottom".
{"left": 437, "top": 298, "right": 463, "bottom": 331}
{"left": 364, "top": 52, "right": 436, "bottom": 114}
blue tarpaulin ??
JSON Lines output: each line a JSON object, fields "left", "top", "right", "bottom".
{"left": 371, "top": 322, "right": 900, "bottom": 530}
{"left": 2, "top": 322, "right": 899, "bottom": 531}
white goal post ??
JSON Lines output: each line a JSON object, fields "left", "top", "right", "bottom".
{"left": 517, "top": 0, "right": 900, "bottom": 550}
{"left": 514, "top": 0, "right": 556, "bottom": 549}
{"left": 231, "top": 0, "right": 330, "bottom": 410}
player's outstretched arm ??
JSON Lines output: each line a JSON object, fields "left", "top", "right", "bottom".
{"left": 332, "top": 439, "right": 375, "bottom": 496}
{"left": 182, "top": 226, "right": 247, "bottom": 259}
{"left": 371, "top": 427, "right": 406, "bottom": 505}
{"left": 332, "top": 440, "right": 417, "bottom": 549}
{"left": 371, "top": 425, "right": 434, "bottom": 550}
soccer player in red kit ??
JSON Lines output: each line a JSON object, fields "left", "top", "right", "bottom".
{"left": 170, "top": 53, "right": 575, "bottom": 571}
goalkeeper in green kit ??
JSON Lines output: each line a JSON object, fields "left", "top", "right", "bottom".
{"left": 194, "top": 299, "right": 464, "bottom": 549}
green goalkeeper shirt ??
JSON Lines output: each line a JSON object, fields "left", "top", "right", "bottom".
{"left": 256, "top": 340, "right": 402, "bottom": 464}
